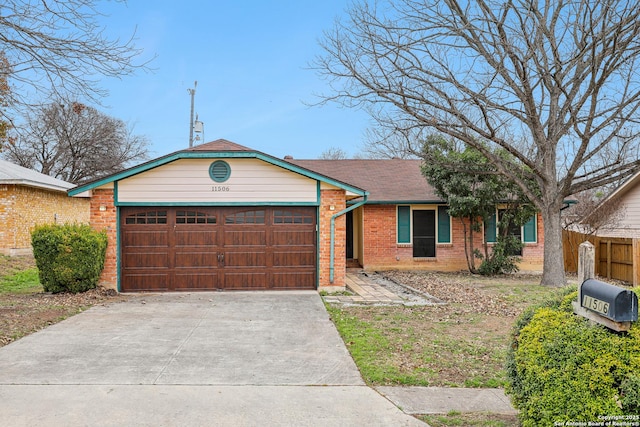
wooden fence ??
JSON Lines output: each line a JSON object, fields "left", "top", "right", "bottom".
{"left": 563, "top": 230, "right": 639, "bottom": 285}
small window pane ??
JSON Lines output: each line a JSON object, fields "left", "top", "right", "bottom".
{"left": 176, "top": 210, "right": 216, "bottom": 225}
{"left": 126, "top": 210, "right": 167, "bottom": 225}
{"left": 273, "top": 210, "right": 312, "bottom": 225}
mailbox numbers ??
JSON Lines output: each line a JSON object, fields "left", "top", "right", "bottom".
{"left": 582, "top": 295, "right": 610, "bottom": 315}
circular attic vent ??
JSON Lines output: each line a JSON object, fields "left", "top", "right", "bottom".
{"left": 209, "top": 160, "right": 231, "bottom": 182}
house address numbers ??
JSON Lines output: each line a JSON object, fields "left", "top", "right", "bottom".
{"left": 212, "top": 186, "right": 230, "bottom": 192}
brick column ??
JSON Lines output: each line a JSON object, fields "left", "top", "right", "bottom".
{"left": 319, "top": 189, "right": 347, "bottom": 290}
{"left": 89, "top": 189, "right": 118, "bottom": 290}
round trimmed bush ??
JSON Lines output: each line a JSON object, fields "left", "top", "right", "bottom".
{"left": 31, "top": 223, "right": 107, "bottom": 293}
{"left": 506, "top": 287, "right": 640, "bottom": 426}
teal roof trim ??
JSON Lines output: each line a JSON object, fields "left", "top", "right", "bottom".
{"left": 68, "top": 150, "right": 369, "bottom": 197}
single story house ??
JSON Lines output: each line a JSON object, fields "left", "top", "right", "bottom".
{"left": 0, "top": 159, "right": 90, "bottom": 255}
{"left": 68, "top": 139, "right": 544, "bottom": 292}
{"left": 579, "top": 170, "right": 640, "bottom": 238}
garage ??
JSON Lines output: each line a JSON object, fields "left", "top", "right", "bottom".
{"left": 120, "top": 206, "right": 317, "bottom": 292}
{"left": 67, "top": 139, "right": 367, "bottom": 292}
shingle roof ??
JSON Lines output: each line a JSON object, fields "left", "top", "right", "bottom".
{"left": 288, "top": 159, "right": 442, "bottom": 203}
{"left": 0, "top": 159, "right": 74, "bottom": 192}
{"left": 187, "top": 139, "right": 252, "bottom": 152}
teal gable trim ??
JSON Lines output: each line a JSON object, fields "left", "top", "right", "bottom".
{"left": 397, "top": 206, "right": 411, "bottom": 243}
{"left": 485, "top": 212, "right": 497, "bottom": 243}
{"left": 523, "top": 214, "right": 537, "bottom": 243}
{"left": 68, "top": 150, "right": 368, "bottom": 198}
{"left": 437, "top": 206, "right": 451, "bottom": 243}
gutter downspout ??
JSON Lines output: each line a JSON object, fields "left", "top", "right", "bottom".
{"left": 330, "top": 194, "right": 368, "bottom": 284}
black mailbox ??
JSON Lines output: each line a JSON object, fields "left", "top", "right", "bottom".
{"left": 580, "top": 279, "right": 638, "bottom": 322}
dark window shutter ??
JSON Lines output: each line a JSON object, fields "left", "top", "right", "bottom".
{"left": 485, "top": 211, "right": 497, "bottom": 243}
{"left": 437, "top": 206, "right": 451, "bottom": 243}
{"left": 523, "top": 215, "right": 537, "bottom": 243}
{"left": 397, "top": 206, "right": 411, "bottom": 243}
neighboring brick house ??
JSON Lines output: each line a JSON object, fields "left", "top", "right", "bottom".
{"left": 68, "top": 139, "right": 545, "bottom": 293}
{"left": 0, "top": 159, "right": 90, "bottom": 255}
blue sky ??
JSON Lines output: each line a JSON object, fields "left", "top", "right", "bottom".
{"left": 96, "top": 0, "right": 371, "bottom": 159}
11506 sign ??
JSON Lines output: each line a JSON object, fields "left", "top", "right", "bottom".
{"left": 582, "top": 294, "right": 610, "bottom": 316}
{"left": 212, "top": 186, "right": 230, "bottom": 192}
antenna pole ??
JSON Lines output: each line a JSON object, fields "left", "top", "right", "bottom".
{"left": 188, "top": 81, "right": 197, "bottom": 148}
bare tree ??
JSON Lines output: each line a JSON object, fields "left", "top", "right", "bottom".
{"left": 314, "top": 0, "right": 640, "bottom": 286}
{"left": 0, "top": 51, "right": 10, "bottom": 144}
{"left": 320, "top": 146, "right": 349, "bottom": 159}
{"left": 360, "top": 127, "right": 421, "bottom": 159}
{"left": 0, "top": 0, "right": 150, "bottom": 140}
{"left": 565, "top": 189, "right": 625, "bottom": 235}
{"left": 3, "top": 101, "right": 150, "bottom": 183}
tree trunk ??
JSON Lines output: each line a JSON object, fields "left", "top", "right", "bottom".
{"left": 539, "top": 203, "right": 566, "bottom": 287}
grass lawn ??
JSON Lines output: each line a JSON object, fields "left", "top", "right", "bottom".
{"left": 325, "top": 271, "right": 573, "bottom": 426}
{"left": 326, "top": 271, "right": 562, "bottom": 388}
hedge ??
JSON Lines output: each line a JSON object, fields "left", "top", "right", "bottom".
{"left": 31, "top": 223, "right": 107, "bottom": 293}
{"left": 506, "top": 287, "right": 640, "bottom": 426}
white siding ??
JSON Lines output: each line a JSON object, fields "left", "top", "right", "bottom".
{"left": 117, "top": 158, "right": 318, "bottom": 203}
{"left": 595, "top": 183, "right": 640, "bottom": 238}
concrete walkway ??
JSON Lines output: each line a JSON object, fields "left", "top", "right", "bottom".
{"left": 0, "top": 292, "right": 423, "bottom": 426}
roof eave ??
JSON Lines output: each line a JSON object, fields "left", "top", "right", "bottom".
{"left": 1, "top": 179, "right": 72, "bottom": 193}
{"left": 68, "top": 150, "right": 368, "bottom": 197}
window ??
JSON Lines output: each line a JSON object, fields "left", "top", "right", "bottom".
{"left": 397, "top": 205, "right": 451, "bottom": 245}
{"left": 176, "top": 210, "right": 216, "bottom": 224}
{"left": 273, "top": 210, "right": 313, "bottom": 224}
{"left": 484, "top": 210, "right": 537, "bottom": 247}
{"left": 124, "top": 210, "right": 167, "bottom": 225}
{"left": 225, "top": 210, "right": 265, "bottom": 224}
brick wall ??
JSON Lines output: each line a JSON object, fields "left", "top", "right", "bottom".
{"left": 89, "top": 189, "right": 118, "bottom": 290}
{"left": 519, "top": 213, "right": 545, "bottom": 271}
{"left": 318, "top": 189, "right": 346, "bottom": 290}
{"left": 0, "top": 184, "right": 90, "bottom": 255}
{"left": 360, "top": 205, "right": 544, "bottom": 273}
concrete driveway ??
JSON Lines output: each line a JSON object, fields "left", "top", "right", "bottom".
{"left": 0, "top": 291, "right": 424, "bottom": 426}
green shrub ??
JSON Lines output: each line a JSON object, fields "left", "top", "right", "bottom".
{"left": 478, "top": 235, "right": 522, "bottom": 275}
{"left": 506, "top": 287, "right": 640, "bottom": 426}
{"left": 31, "top": 224, "right": 107, "bottom": 293}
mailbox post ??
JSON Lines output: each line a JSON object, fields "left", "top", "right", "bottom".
{"left": 573, "top": 279, "right": 638, "bottom": 332}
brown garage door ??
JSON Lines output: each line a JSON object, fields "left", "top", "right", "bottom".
{"left": 120, "top": 207, "right": 317, "bottom": 292}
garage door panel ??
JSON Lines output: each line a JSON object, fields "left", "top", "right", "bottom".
{"left": 123, "top": 274, "right": 170, "bottom": 292}
{"left": 123, "top": 252, "right": 170, "bottom": 269}
{"left": 272, "top": 272, "right": 315, "bottom": 290}
{"left": 273, "top": 251, "right": 315, "bottom": 267}
{"left": 224, "top": 251, "right": 266, "bottom": 267}
{"left": 174, "top": 273, "right": 220, "bottom": 290}
{"left": 174, "top": 230, "right": 218, "bottom": 247}
{"left": 122, "top": 230, "right": 169, "bottom": 248}
{"left": 272, "top": 230, "right": 315, "bottom": 246}
{"left": 223, "top": 272, "right": 268, "bottom": 290}
{"left": 174, "top": 251, "right": 220, "bottom": 268}
{"left": 223, "top": 230, "right": 266, "bottom": 246}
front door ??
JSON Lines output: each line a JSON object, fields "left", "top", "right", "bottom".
{"left": 413, "top": 210, "right": 436, "bottom": 257}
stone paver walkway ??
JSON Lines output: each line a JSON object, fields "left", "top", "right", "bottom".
{"left": 322, "top": 270, "right": 405, "bottom": 305}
